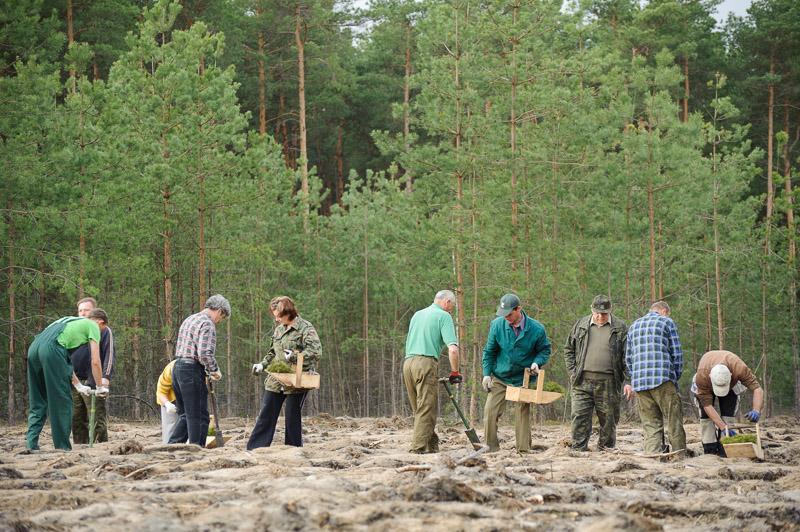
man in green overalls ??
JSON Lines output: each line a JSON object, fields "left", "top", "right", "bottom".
{"left": 26, "top": 314, "right": 106, "bottom": 451}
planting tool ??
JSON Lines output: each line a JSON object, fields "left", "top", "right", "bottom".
{"left": 505, "top": 369, "right": 563, "bottom": 404}
{"left": 438, "top": 377, "right": 482, "bottom": 449}
{"left": 207, "top": 378, "right": 224, "bottom": 448}
{"left": 88, "top": 391, "right": 97, "bottom": 448}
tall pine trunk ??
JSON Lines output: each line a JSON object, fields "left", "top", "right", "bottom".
{"left": 295, "top": 4, "right": 309, "bottom": 230}
{"left": 162, "top": 183, "right": 174, "bottom": 361}
{"left": 782, "top": 100, "right": 799, "bottom": 416}
{"left": 5, "top": 202, "right": 16, "bottom": 422}
{"left": 760, "top": 52, "right": 775, "bottom": 414}
{"left": 403, "top": 21, "right": 412, "bottom": 194}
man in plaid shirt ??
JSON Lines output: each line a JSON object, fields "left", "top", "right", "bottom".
{"left": 624, "top": 301, "right": 686, "bottom": 455}
{"left": 169, "top": 294, "right": 230, "bottom": 446}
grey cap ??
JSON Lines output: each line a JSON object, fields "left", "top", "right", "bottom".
{"left": 496, "top": 293, "right": 521, "bottom": 317}
{"left": 205, "top": 294, "right": 231, "bottom": 317}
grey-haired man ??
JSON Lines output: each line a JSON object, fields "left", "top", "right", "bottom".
{"left": 169, "top": 294, "right": 230, "bottom": 446}
{"left": 564, "top": 295, "right": 628, "bottom": 451}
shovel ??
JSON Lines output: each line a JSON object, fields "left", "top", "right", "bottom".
{"left": 438, "top": 377, "right": 482, "bottom": 450}
{"left": 88, "top": 391, "right": 96, "bottom": 448}
{"left": 207, "top": 378, "right": 224, "bottom": 448}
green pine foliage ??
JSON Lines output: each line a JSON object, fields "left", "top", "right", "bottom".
{"left": 1, "top": 0, "right": 798, "bottom": 419}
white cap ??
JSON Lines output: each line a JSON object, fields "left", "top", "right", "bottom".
{"left": 709, "top": 364, "right": 732, "bottom": 397}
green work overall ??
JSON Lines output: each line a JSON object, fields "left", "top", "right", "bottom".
{"left": 26, "top": 317, "right": 81, "bottom": 450}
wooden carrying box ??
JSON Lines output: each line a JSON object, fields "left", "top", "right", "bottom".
{"left": 722, "top": 423, "right": 764, "bottom": 460}
{"left": 268, "top": 353, "right": 320, "bottom": 390}
{"left": 505, "top": 369, "right": 563, "bottom": 404}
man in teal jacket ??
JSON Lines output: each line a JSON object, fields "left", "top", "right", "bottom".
{"left": 482, "top": 293, "right": 551, "bottom": 452}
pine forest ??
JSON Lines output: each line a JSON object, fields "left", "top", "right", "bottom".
{"left": 2, "top": 0, "right": 799, "bottom": 423}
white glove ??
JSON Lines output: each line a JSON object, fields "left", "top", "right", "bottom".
{"left": 252, "top": 363, "right": 264, "bottom": 374}
{"left": 482, "top": 376, "right": 493, "bottom": 393}
{"left": 530, "top": 363, "right": 540, "bottom": 374}
{"left": 164, "top": 401, "right": 177, "bottom": 413}
{"left": 73, "top": 382, "right": 91, "bottom": 396}
{"left": 101, "top": 378, "right": 110, "bottom": 386}
{"left": 209, "top": 370, "right": 222, "bottom": 381}
{"left": 283, "top": 349, "right": 294, "bottom": 361}
{"left": 95, "top": 385, "right": 110, "bottom": 397}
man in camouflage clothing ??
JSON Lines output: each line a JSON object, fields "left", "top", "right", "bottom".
{"left": 564, "top": 295, "right": 628, "bottom": 451}
{"left": 248, "top": 296, "right": 321, "bottom": 449}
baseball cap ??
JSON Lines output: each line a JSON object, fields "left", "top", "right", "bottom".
{"left": 496, "top": 293, "right": 521, "bottom": 317}
{"left": 709, "top": 364, "right": 732, "bottom": 397}
{"left": 591, "top": 295, "right": 612, "bottom": 314}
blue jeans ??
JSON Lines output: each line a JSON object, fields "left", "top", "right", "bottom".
{"left": 169, "top": 358, "right": 209, "bottom": 446}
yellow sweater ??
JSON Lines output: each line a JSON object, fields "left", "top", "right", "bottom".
{"left": 156, "top": 360, "right": 177, "bottom": 405}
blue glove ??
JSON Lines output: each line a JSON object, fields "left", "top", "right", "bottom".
{"left": 726, "top": 429, "right": 737, "bottom": 437}
{"left": 745, "top": 409, "right": 760, "bottom": 423}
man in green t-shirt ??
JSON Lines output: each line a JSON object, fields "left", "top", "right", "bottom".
{"left": 26, "top": 314, "right": 106, "bottom": 451}
{"left": 403, "top": 290, "right": 462, "bottom": 453}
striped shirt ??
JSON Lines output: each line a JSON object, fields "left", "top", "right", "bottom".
{"left": 174, "top": 311, "right": 218, "bottom": 372}
{"left": 626, "top": 311, "right": 683, "bottom": 392}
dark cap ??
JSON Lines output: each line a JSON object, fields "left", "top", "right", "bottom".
{"left": 591, "top": 295, "right": 612, "bottom": 314}
{"left": 496, "top": 293, "right": 521, "bottom": 317}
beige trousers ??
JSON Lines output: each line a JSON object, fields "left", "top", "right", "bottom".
{"left": 403, "top": 356, "right": 439, "bottom": 453}
{"left": 483, "top": 378, "right": 531, "bottom": 452}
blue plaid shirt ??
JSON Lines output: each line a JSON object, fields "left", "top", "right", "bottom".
{"left": 626, "top": 311, "right": 683, "bottom": 392}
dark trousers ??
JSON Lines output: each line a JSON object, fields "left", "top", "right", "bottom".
{"left": 247, "top": 390, "right": 308, "bottom": 450}
{"left": 699, "top": 389, "right": 738, "bottom": 419}
{"left": 169, "top": 358, "right": 208, "bottom": 446}
{"left": 72, "top": 386, "right": 108, "bottom": 443}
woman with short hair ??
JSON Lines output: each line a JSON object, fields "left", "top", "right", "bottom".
{"left": 248, "top": 296, "right": 321, "bottom": 449}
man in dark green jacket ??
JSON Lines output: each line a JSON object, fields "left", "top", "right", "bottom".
{"left": 564, "top": 295, "right": 627, "bottom": 451}
{"left": 482, "top": 293, "right": 551, "bottom": 452}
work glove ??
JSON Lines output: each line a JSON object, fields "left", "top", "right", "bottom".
{"left": 73, "top": 382, "right": 92, "bottom": 396}
{"left": 164, "top": 401, "right": 177, "bottom": 413}
{"left": 95, "top": 386, "right": 110, "bottom": 398}
{"left": 101, "top": 378, "right": 110, "bottom": 386}
{"left": 481, "top": 376, "right": 493, "bottom": 393}
{"left": 209, "top": 370, "right": 222, "bottom": 381}
{"left": 252, "top": 363, "right": 264, "bottom": 375}
{"left": 448, "top": 371, "right": 463, "bottom": 385}
{"left": 530, "top": 363, "right": 540, "bottom": 374}
{"left": 745, "top": 409, "right": 760, "bottom": 423}
{"left": 283, "top": 349, "right": 296, "bottom": 363}
{"left": 718, "top": 428, "right": 737, "bottom": 438}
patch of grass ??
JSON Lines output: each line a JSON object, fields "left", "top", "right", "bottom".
{"left": 267, "top": 360, "right": 293, "bottom": 373}
{"left": 543, "top": 381, "right": 565, "bottom": 394}
{"left": 721, "top": 434, "right": 757, "bottom": 444}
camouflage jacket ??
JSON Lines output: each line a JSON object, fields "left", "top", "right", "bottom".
{"left": 564, "top": 314, "right": 628, "bottom": 390}
{"left": 260, "top": 316, "right": 321, "bottom": 394}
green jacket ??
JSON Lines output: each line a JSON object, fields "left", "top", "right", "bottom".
{"left": 260, "top": 316, "right": 321, "bottom": 394}
{"left": 482, "top": 312, "right": 551, "bottom": 387}
{"left": 563, "top": 314, "right": 627, "bottom": 389}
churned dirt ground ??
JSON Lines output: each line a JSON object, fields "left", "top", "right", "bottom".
{"left": 1, "top": 414, "right": 799, "bottom": 531}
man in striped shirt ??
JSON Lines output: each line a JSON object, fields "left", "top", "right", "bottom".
{"left": 624, "top": 301, "right": 686, "bottom": 455}
{"left": 71, "top": 298, "right": 116, "bottom": 444}
{"left": 169, "top": 294, "right": 230, "bottom": 446}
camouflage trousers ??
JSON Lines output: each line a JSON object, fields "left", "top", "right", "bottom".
{"left": 636, "top": 381, "right": 686, "bottom": 454}
{"left": 71, "top": 385, "right": 108, "bottom": 444}
{"left": 570, "top": 372, "right": 620, "bottom": 451}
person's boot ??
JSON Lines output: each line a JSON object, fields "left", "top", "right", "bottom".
{"left": 702, "top": 442, "right": 726, "bottom": 457}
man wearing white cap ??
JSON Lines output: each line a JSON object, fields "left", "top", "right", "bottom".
{"left": 691, "top": 350, "right": 764, "bottom": 456}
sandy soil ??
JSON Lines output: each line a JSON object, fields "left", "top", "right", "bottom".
{"left": 1, "top": 414, "right": 799, "bottom": 531}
